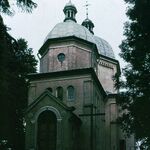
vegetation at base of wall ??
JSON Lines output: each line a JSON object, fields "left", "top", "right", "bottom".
{"left": 115, "top": 0, "right": 150, "bottom": 149}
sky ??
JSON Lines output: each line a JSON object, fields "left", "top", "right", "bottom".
{"left": 2, "top": 0, "right": 128, "bottom": 69}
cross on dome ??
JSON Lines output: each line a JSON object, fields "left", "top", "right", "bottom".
{"left": 85, "top": 0, "right": 90, "bottom": 19}
{"left": 82, "top": 0, "right": 94, "bottom": 34}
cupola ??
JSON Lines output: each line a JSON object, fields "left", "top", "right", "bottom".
{"left": 82, "top": 18, "right": 94, "bottom": 34}
{"left": 63, "top": 0, "right": 77, "bottom": 22}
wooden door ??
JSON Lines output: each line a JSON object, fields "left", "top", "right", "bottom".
{"left": 37, "top": 111, "right": 57, "bottom": 150}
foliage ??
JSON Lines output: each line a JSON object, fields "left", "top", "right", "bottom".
{"left": 0, "top": 0, "right": 37, "bottom": 15}
{"left": 116, "top": 0, "right": 150, "bottom": 148}
{"left": 0, "top": 16, "right": 37, "bottom": 150}
{"left": 0, "top": 0, "right": 37, "bottom": 148}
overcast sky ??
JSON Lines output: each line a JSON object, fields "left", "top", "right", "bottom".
{"left": 3, "top": 0, "right": 128, "bottom": 68}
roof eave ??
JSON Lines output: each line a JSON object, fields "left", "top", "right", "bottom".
{"left": 38, "top": 36, "right": 97, "bottom": 56}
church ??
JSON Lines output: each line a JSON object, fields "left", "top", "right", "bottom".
{"left": 25, "top": 1, "right": 135, "bottom": 150}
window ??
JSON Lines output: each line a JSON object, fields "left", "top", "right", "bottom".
{"left": 57, "top": 53, "right": 65, "bottom": 63}
{"left": 67, "top": 86, "right": 75, "bottom": 101}
{"left": 68, "top": 11, "right": 70, "bottom": 17}
{"left": 56, "top": 87, "right": 63, "bottom": 100}
{"left": 71, "top": 11, "right": 73, "bottom": 18}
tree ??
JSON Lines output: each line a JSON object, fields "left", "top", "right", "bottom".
{"left": 0, "top": 0, "right": 37, "bottom": 15}
{"left": 0, "top": 16, "right": 37, "bottom": 150}
{"left": 0, "top": 0, "right": 37, "bottom": 149}
{"left": 116, "top": 0, "right": 150, "bottom": 148}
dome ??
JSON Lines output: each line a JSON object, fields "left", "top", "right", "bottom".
{"left": 45, "top": 20, "right": 115, "bottom": 59}
{"left": 82, "top": 18, "right": 94, "bottom": 34}
{"left": 82, "top": 18, "right": 94, "bottom": 26}
{"left": 94, "top": 36, "right": 115, "bottom": 59}
{"left": 45, "top": 21, "right": 95, "bottom": 43}
{"left": 63, "top": 1, "right": 77, "bottom": 13}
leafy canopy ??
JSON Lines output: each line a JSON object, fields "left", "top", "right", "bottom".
{"left": 0, "top": 8, "right": 37, "bottom": 149}
{"left": 0, "top": 0, "right": 37, "bottom": 149}
{"left": 0, "top": 0, "right": 37, "bottom": 15}
{"left": 117, "top": 0, "right": 150, "bottom": 148}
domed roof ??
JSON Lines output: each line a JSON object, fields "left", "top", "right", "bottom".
{"left": 82, "top": 18, "right": 94, "bottom": 25}
{"left": 45, "top": 20, "right": 115, "bottom": 59}
{"left": 63, "top": 1, "right": 77, "bottom": 13}
{"left": 82, "top": 18, "right": 94, "bottom": 34}
{"left": 45, "top": 21, "right": 95, "bottom": 43}
{"left": 94, "top": 36, "right": 115, "bottom": 59}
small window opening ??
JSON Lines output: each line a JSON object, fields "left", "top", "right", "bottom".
{"left": 67, "top": 86, "right": 75, "bottom": 101}
{"left": 71, "top": 11, "right": 73, "bottom": 18}
{"left": 68, "top": 11, "right": 70, "bottom": 17}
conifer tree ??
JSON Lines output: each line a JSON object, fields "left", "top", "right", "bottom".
{"left": 117, "top": 0, "right": 150, "bottom": 148}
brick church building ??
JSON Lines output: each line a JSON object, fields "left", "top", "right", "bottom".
{"left": 25, "top": 1, "right": 135, "bottom": 150}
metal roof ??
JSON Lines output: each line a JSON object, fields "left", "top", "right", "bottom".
{"left": 94, "top": 36, "right": 115, "bottom": 59}
{"left": 44, "top": 20, "right": 115, "bottom": 59}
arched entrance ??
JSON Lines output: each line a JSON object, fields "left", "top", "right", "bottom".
{"left": 37, "top": 110, "right": 57, "bottom": 150}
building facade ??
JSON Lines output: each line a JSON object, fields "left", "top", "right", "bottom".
{"left": 25, "top": 1, "right": 135, "bottom": 150}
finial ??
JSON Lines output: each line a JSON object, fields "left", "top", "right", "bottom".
{"left": 84, "top": 0, "right": 90, "bottom": 19}
{"left": 82, "top": 0, "right": 94, "bottom": 34}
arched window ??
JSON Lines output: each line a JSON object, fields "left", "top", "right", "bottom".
{"left": 67, "top": 86, "right": 75, "bottom": 101}
{"left": 56, "top": 87, "right": 63, "bottom": 100}
{"left": 37, "top": 111, "right": 57, "bottom": 150}
{"left": 47, "top": 87, "right": 53, "bottom": 93}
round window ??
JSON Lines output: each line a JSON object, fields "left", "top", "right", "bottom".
{"left": 57, "top": 53, "right": 65, "bottom": 62}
